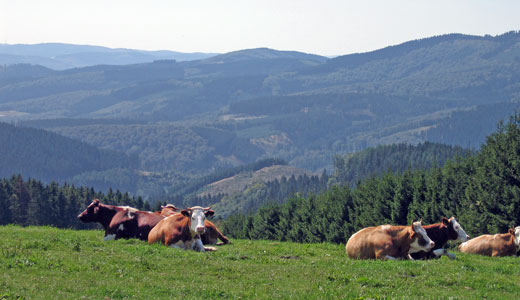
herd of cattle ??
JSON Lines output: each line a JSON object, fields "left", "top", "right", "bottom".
{"left": 78, "top": 199, "right": 520, "bottom": 259}
{"left": 78, "top": 199, "right": 230, "bottom": 251}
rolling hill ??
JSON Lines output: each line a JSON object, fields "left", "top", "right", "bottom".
{"left": 0, "top": 122, "right": 137, "bottom": 183}
{"left": 1, "top": 31, "right": 519, "bottom": 184}
{"left": 0, "top": 43, "right": 217, "bottom": 70}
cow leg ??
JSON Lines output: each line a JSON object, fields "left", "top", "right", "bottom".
{"left": 432, "top": 248, "right": 445, "bottom": 257}
{"left": 407, "top": 254, "right": 415, "bottom": 260}
{"left": 215, "top": 228, "right": 230, "bottom": 245}
{"left": 169, "top": 243, "right": 186, "bottom": 250}
{"left": 431, "top": 248, "right": 455, "bottom": 259}
{"left": 445, "top": 251, "right": 456, "bottom": 259}
{"left": 104, "top": 234, "right": 116, "bottom": 241}
{"left": 192, "top": 238, "right": 206, "bottom": 252}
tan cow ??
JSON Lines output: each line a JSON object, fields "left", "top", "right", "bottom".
{"left": 148, "top": 206, "right": 217, "bottom": 252}
{"left": 458, "top": 226, "right": 520, "bottom": 257}
{"left": 158, "top": 204, "right": 230, "bottom": 245}
{"left": 346, "top": 220, "right": 435, "bottom": 260}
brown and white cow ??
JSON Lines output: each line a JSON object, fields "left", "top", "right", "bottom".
{"left": 458, "top": 226, "right": 520, "bottom": 257}
{"left": 77, "top": 199, "right": 165, "bottom": 241}
{"left": 158, "top": 204, "right": 179, "bottom": 216}
{"left": 346, "top": 220, "right": 435, "bottom": 260}
{"left": 410, "top": 217, "right": 469, "bottom": 260}
{"left": 148, "top": 206, "right": 217, "bottom": 252}
{"left": 158, "top": 204, "right": 231, "bottom": 245}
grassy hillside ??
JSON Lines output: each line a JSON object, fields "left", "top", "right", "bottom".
{"left": 197, "top": 165, "right": 315, "bottom": 198}
{"left": 1, "top": 226, "right": 519, "bottom": 299}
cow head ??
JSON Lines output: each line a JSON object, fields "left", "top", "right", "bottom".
{"left": 409, "top": 220, "right": 435, "bottom": 253}
{"left": 77, "top": 199, "right": 101, "bottom": 222}
{"left": 160, "top": 204, "right": 179, "bottom": 216}
{"left": 181, "top": 206, "right": 215, "bottom": 235}
{"left": 442, "top": 217, "right": 470, "bottom": 242}
{"left": 509, "top": 226, "right": 520, "bottom": 249}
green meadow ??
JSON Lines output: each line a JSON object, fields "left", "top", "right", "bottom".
{"left": 1, "top": 225, "right": 519, "bottom": 299}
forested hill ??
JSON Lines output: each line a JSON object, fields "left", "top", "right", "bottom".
{"left": 0, "top": 122, "right": 137, "bottom": 182}
{"left": 222, "top": 114, "right": 520, "bottom": 243}
{"left": 187, "top": 142, "right": 469, "bottom": 218}
{"left": 331, "top": 142, "right": 471, "bottom": 186}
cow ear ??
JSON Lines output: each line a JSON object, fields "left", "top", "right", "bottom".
{"left": 441, "top": 217, "right": 450, "bottom": 226}
{"left": 409, "top": 224, "right": 416, "bottom": 239}
{"left": 93, "top": 199, "right": 99, "bottom": 205}
{"left": 509, "top": 228, "right": 515, "bottom": 235}
{"left": 181, "top": 210, "right": 190, "bottom": 217}
{"left": 205, "top": 209, "right": 215, "bottom": 217}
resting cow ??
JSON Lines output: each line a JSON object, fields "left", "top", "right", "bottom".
{"left": 78, "top": 199, "right": 165, "bottom": 241}
{"left": 458, "top": 226, "right": 520, "bottom": 257}
{"left": 159, "top": 204, "right": 231, "bottom": 245}
{"left": 157, "top": 204, "right": 179, "bottom": 216}
{"left": 410, "top": 217, "right": 469, "bottom": 260}
{"left": 148, "top": 206, "right": 217, "bottom": 252}
{"left": 346, "top": 220, "right": 435, "bottom": 260}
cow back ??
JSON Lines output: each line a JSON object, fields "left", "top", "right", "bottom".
{"left": 459, "top": 233, "right": 516, "bottom": 257}
{"left": 346, "top": 226, "right": 402, "bottom": 259}
{"left": 148, "top": 214, "right": 190, "bottom": 246}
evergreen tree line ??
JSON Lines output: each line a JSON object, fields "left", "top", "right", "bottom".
{"left": 331, "top": 142, "right": 471, "bottom": 187}
{"left": 0, "top": 175, "right": 150, "bottom": 228}
{"left": 221, "top": 114, "right": 520, "bottom": 244}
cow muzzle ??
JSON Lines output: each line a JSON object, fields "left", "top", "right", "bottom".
{"left": 196, "top": 226, "right": 205, "bottom": 234}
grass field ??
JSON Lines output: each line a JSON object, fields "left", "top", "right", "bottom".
{"left": 1, "top": 225, "right": 519, "bottom": 299}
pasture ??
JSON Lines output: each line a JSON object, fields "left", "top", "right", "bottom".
{"left": 1, "top": 225, "right": 519, "bottom": 299}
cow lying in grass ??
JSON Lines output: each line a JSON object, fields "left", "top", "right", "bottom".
{"left": 77, "top": 199, "right": 165, "bottom": 241}
{"left": 148, "top": 206, "right": 217, "bottom": 252}
{"left": 158, "top": 204, "right": 231, "bottom": 245}
{"left": 410, "top": 217, "right": 469, "bottom": 260}
{"left": 346, "top": 220, "right": 435, "bottom": 260}
{"left": 459, "top": 226, "right": 520, "bottom": 257}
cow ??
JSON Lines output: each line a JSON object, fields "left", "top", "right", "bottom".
{"left": 148, "top": 206, "right": 217, "bottom": 252}
{"left": 158, "top": 204, "right": 179, "bottom": 216}
{"left": 458, "top": 226, "right": 520, "bottom": 257}
{"left": 77, "top": 199, "right": 165, "bottom": 241}
{"left": 345, "top": 220, "right": 435, "bottom": 260}
{"left": 159, "top": 204, "right": 231, "bottom": 245}
{"left": 410, "top": 217, "right": 470, "bottom": 260}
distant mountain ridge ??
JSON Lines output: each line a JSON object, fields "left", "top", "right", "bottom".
{"left": 2, "top": 31, "right": 520, "bottom": 180}
{"left": 0, "top": 43, "right": 218, "bottom": 70}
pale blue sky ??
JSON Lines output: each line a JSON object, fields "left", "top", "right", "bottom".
{"left": 1, "top": 0, "right": 519, "bottom": 56}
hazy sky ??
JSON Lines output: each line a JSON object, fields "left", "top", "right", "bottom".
{"left": 1, "top": 0, "right": 520, "bottom": 56}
